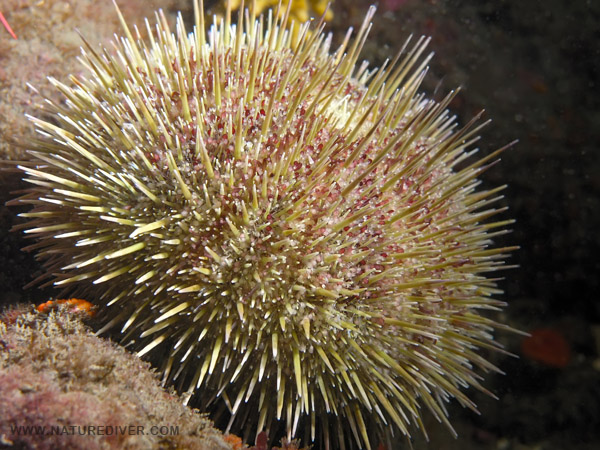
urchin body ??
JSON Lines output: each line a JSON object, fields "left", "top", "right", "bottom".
{"left": 14, "top": 1, "right": 515, "bottom": 448}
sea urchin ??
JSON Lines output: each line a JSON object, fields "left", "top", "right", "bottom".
{"left": 13, "top": 1, "right": 516, "bottom": 448}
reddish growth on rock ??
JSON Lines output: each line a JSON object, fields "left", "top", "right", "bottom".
{"left": 521, "top": 327, "right": 571, "bottom": 368}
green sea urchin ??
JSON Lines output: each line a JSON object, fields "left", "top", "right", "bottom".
{"left": 13, "top": 1, "right": 516, "bottom": 448}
